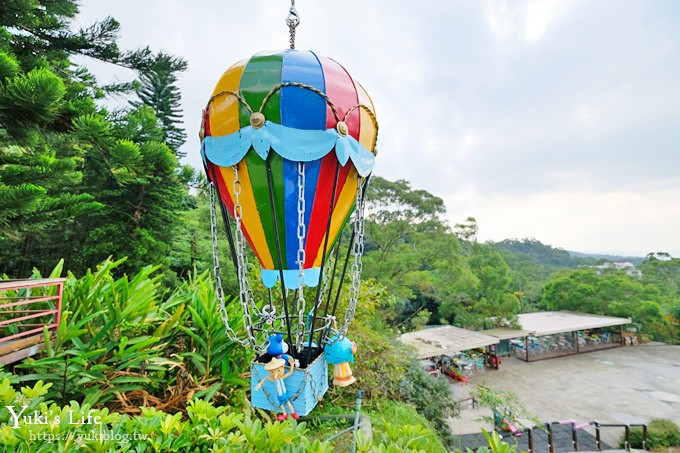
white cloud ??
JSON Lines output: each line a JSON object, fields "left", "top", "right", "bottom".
{"left": 447, "top": 188, "right": 680, "bottom": 256}
{"left": 484, "top": 0, "right": 578, "bottom": 42}
{"left": 525, "top": 0, "right": 574, "bottom": 41}
{"left": 72, "top": 0, "right": 680, "bottom": 256}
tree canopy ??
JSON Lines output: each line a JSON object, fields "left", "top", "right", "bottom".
{"left": 0, "top": 0, "right": 190, "bottom": 278}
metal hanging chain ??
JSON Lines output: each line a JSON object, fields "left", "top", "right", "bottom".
{"left": 261, "top": 288, "right": 276, "bottom": 327}
{"left": 315, "top": 254, "right": 334, "bottom": 315}
{"left": 209, "top": 182, "right": 248, "bottom": 346}
{"left": 341, "top": 177, "right": 367, "bottom": 337}
{"left": 295, "top": 161, "right": 307, "bottom": 350}
{"left": 231, "top": 165, "right": 263, "bottom": 352}
{"left": 286, "top": 0, "right": 300, "bottom": 50}
{"left": 234, "top": 168, "right": 261, "bottom": 322}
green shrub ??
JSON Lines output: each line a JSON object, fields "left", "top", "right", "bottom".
{"left": 622, "top": 418, "right": 680, "bottom": 449}
{"left": 0, "top": 378, "right": 323, "bottom": 452}
{"left": 371, "top": 401, "right": 447, "bottom": 453}
{"left": 16, "top": 258, "right": 182, "bottom": 406}
{"left": 399, "top": 358, "right": 459, "bottom": 447}
{"left": 329, "top": 320, "right": 457, "bottom": 447}
{"left": 13, "top": 258, "right": 251, "bottom": 410}
{"left": 0, "top": 379, "right": 445, "bottom": 452}
{"left": 470, "top": 429, "right": 527, "bottom": 453}
{"left": 471, "top": 385, "right": 541, "bottom": 432}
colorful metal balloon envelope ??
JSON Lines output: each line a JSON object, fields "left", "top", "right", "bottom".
{"left": 201, "top": 50, "right": 377, "bottom": 289}
{"left": 200, "top": 7, "right": 378, "bottom": 417}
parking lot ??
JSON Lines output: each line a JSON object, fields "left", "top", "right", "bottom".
{"left": 448, "top": 344, "right": 680, "bottom": 447}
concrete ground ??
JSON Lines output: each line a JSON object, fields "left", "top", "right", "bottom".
{"left": 447, "top": 344, "right": 680, "bottom": 448}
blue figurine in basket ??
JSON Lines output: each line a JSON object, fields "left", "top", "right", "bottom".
{"left": 324, "top": 335, "right": 357, "bottom": 387}
{"left": 267, "top": 333, "right": 296, "bottom": 366}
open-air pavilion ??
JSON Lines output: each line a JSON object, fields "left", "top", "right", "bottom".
{"left": 399, "top": 325, "right": 500, "bottom": 359}
{"left": 480, "top": 326, "right": 533, "bottom": 357}
{"left": 400, "top": 311, "right": 633, "bottom": 376}
{"left": 506, "top": 311, "right": 632, "bottom": 361}
{"left": 399, "top": 325, "right": 502, "bottom": 379}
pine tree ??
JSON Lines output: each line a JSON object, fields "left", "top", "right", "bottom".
{"left": 0, "top": 1, "right": 191, "bottom": 277}
{"left": 131, "top": 52, "right": 188, "bottom": 157}
{"left": 0, "top": 126, "right": 103, "bottom": 276}
{"left": 0, "top": 0, "right": 119, "bottom": 71}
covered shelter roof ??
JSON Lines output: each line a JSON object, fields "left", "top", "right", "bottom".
{"left": 481, "top": 327, "right": 533, "bottom": 340}
{"left": 399, "top": 325, "right": 500, "bottom": 359}
{"left": 517, "top": 311, "right": 631, "bottom": 336}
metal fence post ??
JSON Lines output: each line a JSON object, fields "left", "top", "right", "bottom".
{"left": 572, "top": 421, "right": 579, "bottom": 451}
{"left": 546, "top": 423, "right": 554, "bottom": 453}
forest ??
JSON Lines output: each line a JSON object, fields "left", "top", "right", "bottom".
{"left": 1, "top": 2, "right": 679, "bottom": 451}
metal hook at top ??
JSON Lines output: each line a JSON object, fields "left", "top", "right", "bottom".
{"left": 286, "top": 0, "right": 300, "bottom": 49}
{"left": 286, "top": 1, "right": 300, "bottom": 28}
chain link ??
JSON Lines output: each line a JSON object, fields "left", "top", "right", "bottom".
{"left": 295, "top": 162, "right": 307, "bottom": 350}
{"left": 210, "top": 182, "right": 248, "bottom": 346}
{"left": 231, "top": 165, "right": 263, "bottom": 352}
{"left": 316, "top": 255, "right": 334, "bottom": 313}
{"left": 341, "top": 177, "right": 366, "bottom": 336}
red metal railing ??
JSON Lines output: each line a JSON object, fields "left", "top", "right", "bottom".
{"left": 0, "top": 278, "right": 65, "bottom": 349}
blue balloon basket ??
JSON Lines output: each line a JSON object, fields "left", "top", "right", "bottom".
{"left": 250, "top": 353, "right": 328, "bottom": 417}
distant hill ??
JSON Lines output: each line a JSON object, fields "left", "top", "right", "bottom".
{"left": 489, "top": 238, "right": 647, "bottom": 268}
{"left": 490, "top": 238, "right": 594, "bottom": 268}
{"left": 567, "top": 251, "right": 645, "bottom": 266}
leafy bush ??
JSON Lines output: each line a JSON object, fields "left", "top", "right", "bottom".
{"left": 470, "top": 429, "right": 527, "bottom": 453}
{"left": 622, "top": 418, "right": 680, "bottom": 449}
{"left": 471, "top": 385, "right": 541, "bottom": 432}
{"left": 399, "top": 358, "right": 459, "bottom": 447}
{"left": 326, "top": 319, "right": 456, "bottom": 448}
{"left": 16, "top": 258, "right": 183, "bottom": 406}
{"left": 173, "top": 270, "right": 253, "bottom": 404}
{"left": 1, "top": 378, "right": 447, "bottom": 452}
{"left": 0, "top": 378, "right": 328, "bottom": 452}
{"left": 13, "top": 258, "right": 251, "bottom": 411}
{"left": 370, "top": 402, "right": 447, "bottom": 453}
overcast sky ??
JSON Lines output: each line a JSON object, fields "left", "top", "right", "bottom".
{"left": 74, "top": 0, "right": 680, "bottom": 257}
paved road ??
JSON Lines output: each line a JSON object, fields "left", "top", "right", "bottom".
{"left": 447, "top": 344, "right": 680, "bottom": 448}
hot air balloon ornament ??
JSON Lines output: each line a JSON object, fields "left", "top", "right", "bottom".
{"left": 199, "top": 2, "right": 378, "bottom": 418}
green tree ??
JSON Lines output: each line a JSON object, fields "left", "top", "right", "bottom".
{"left": 363, "top": 176, "right": 450, "bottom": 302}
{"left": 362, "top": 176, "right": 481, "bottom": 328}
{"left": 0, "top": 1, "right": 190, "bottom": 277}
{"left": 453, "top": 216, "right": 478, "bottom": 243}
{"left": 640, "top": 253, "right": 680, "bottom": 298}
{"left": 0, "top": 0, "right": 118, "bottom": 71}
{"left": 167, "top": 171, "right": 218, "bottom": 280}
{"left": 541, "top": 269, "right": 601, "bottom": 313}
{"left": 541, "top": 268, "right": 669, "bottom": 339}
{"left": 0, "top": 36, "right": 103, "bottom": 275}
{"left": 0, "top": 130, "right": 102, "bottom": 275}
{"left": 131, "top": 52, "right": 188, "bottom": 157}
{"left": 466, "top": 243, "right": 519, "bottom": 327}
{"left": 72, "top": 108, "right": 189, "bottom": 276}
